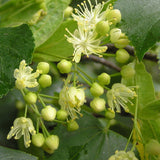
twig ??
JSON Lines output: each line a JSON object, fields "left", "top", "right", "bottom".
{"left": 82, "top": 55, "right": 121, "bottom": 72}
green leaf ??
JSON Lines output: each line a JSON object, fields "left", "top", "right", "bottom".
{"left": 34, "top": 20, "right": 77, "bottom": 62}
{"left": 0, "top": 146, "right": 38, "bottom": 160}
{"left": 0, "top": 0, "right": 45, "bottom": 27}
{"left": 46, "top": 111, "right": 132, "bottom": 160}
{"left": 30, "top": 0, "right": 71, "bottom": 47}
{"left": 122, "top": 61, "right": 155, "bottom": 114}
{"left": 0, "top": 24, "right": 34, "bottom": 97}
{"left": 114, "top": 0, "right": 160, "bottom": 61}
{"left": 140, "top": 100, "right": 160, "bottom": 120}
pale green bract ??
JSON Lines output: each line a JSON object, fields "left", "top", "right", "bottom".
{"left": 7, "top": 117, "right": 36, "bottom": 148}
{"left": 14, "top": 60, "right": 40, "bottom": 89}
{"left": 107, "top": 83, "right": 137, "bottom": 112}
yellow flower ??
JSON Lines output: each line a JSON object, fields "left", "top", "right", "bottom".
{"left": 107, "top": 83, "right": 137, "bottom": 112}
{"left": 72, "top": 0, "right": 106, "bottom": 30}
{"left": 7, "top": 117, "right": 36, "bottom": 148}
{"left": 14, "top": 60, "right": 40, "bottom": 89}
{"left": 59, "top": 85, "right": 86, "bottom": 119}
{"left": 65, "top": 26, "right": 107, "bottom": 63}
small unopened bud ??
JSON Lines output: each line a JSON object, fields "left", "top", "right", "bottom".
{"left": 32, "top": 133, "right": 45, "bottom": 147}
{"left": 106, "top": 9, "right": 121, "bottom": 25}
{"left": 24, "top": 92, "right": 37, "bottom": 104}
{"left": 56, "top": 109, "right": 68, "bottom": 121}
{"left": 37, "top": 62, "right": 50, "bottom": 74}
{"left": 90, "top": 83, "right": 104, "bottom": 97}
{"left": 57, "top": 59, "right": 72, "bottom": 74}
{"left": 41, "top": 105, "right": 56, "bottom": 121}
{"left": 64, "top": 6, "right": 73, "bottom": 18}
{"left": 38, "top": 74, "right": 52, "bottom": 88}
{"left": 67, "top": 120, "right": 79, "bottom": 131}
{"left": 16, "top": 100, "right": 25, "bottom": 110}
{"left": 116, "top": 49, "right": 130, "bottom": 63}
{"left": 90, "top": 97, "right": 106, "bottom": 113}
{"left": 98, "top": 73, "right": 111, "bottom": 85}
{"left": 121, "top": 65, "right": 135, "bottom": 79}
{"left": 105, "top": 109, "right": 115, "bottom": 119}
{"left": 96, "top": 21, "right": 110, "bottom": 36}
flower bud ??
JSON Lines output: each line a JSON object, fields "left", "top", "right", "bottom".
{"left": 56, "top": 109, "right": 68, "bottom": 121}
{"left": 116, "top": 49, "right": 130, "bottom": 63}
{"left": 90, "top": 97, "right": 106, "bottom": 113}
{"left": 38, "top": 74, "right": 52, "bottom": 88}
{"left": 110, "top": 28, "right": 129, "bottom": 48}
{"left": 57, "top": 59, "right": 72, "bottom": 74}
{"left": 145, "top": 139, "right": 160, "bottom": 155}
{"left": 24, "top": 92, "right": 37, "bottom": 104}
{"left": 64, "top": 6, "right": 73, "bottom": 18}
{"left": 32, "top": 133, "right": 45, "bottom": 147}
{"left": 44, "top": 135, "right": 59, "bottom": 151}
{"left": 98, "top": 73, "right": 111, "bottom": 85}
{"left": 106, "top": 9, "right": 121, "bottom": 25}
{"left": 90, "top": 82, "right": 104, "bottom": 97}
{"left": 105, "top": 109, "right": 115, "bottom": 119}
{"left": 121, "top": 65, "right": 135, "bottom": 79}
{"left": 37, "top": 62, "right": 50, "bottom": 74}
{"left": 16, "top": 100, "right": 25, "bottom": 110}
{"left": 41, "top": 105, "right": 56, "bottom": 121}
{"left": 96, "top": 21, "right": 110, "bottom": 36}
{"left": 67, "top": 120, "right": 79, "bottom": 131}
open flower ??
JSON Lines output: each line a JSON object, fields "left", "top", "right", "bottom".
{"left": 108, "top": 150, "right": 138, "bottom": 160}
{"left": 65, "top": 26, "right": 107, "bottom": 63}
{"left": 72, "top": 0, "right": 106, "bottom": 30}
{"left": 14, "top": 60, "right": 40, "bottom": 89}
{"left": 7, "top": 117, "right": 36, "bottom": 148}
{"left": 59, "top": 85, "right": 86, "bottom": 119}
{"left": 106, "top": 83, "right": 137, "bottom": 112}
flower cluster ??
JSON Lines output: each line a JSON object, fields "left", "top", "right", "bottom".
{"left": 65, "top": 0, "right": 112, "bottom": 63}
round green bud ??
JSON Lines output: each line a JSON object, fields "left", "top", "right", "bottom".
{"left": 67, "top": 120, "right": 79, "bottom": 131}
{"left": 106, "top": 9, "right": 121, "bottom": 25}
{"left": 32, "top": 133, "right": 45, "bottom": 147}
{"left": 37, "top": 62, "right": 50, "bottom": 74}
{"left": 90, "top": 97, "right": 106, "bottom": 113}
{"left": 116, "top": 49, "right": 130, "bottom": 63}
{"left": 98, "top": 73, "right": 111, "bottom": 85}
{"left": 145, "top": 139, "right": 160, "bottom": 155}
{"left": 45, "top": 135, "right": 59, "bottom": 151}
{"left": 24, "top": 92, "right": 37, "bottom": 104}
{"left": 16, "top": 100, "right": 25, "bottom": 110}
{"left": 121, "top": 65, "right": 135, "bottom": 79}
{"left": 105, "top": 109, "right": 115, "bottom": 119}
{"left": 96, "top": 21, "right": 110, "bottom": 36}
{"left": 64, "top": 6, "right": 73, "bottom": 18}
{"left": 38, "top": 74, "right": 52, "bottom": 88}
{"left": 90, "top": 82, "right": 104, "bottom": 97}
{"left": 57, "top": 59, "right": 72, "bottom": 74}
{"left": 114, "top": 38, "right": 130, "bottom": 49}
{"left": 41, "top": 105, "right": 56, "bottom": 121}
{"left": 56, "top": 109, "right": 68, "bottom": 121}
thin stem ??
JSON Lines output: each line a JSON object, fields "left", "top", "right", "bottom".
{"left": 40, "top": 119, "right": 50, "bottom": 137}
{"left": 37, "top": 94, "right": 46, "bottom": 108}
{"left": 76, "top": 72, "right": 92, "bottom": 86}
{"left": 29, "top": 104, "right": 41, "bottom": 116}
{"left": 24, "top": 104, "right": 28, "bottom": 118}
{"left": 77, "top": 66, "right": 93, "bottom": 82}
{"left": 124, "top": 129, "right": 133, "bottom": 151}
{"left": 36, "top": 118, "right": 40, "bottom": 133}
{"left": 53, "top": 119, "right": 67, "bottom": 125}
{"left": 100, "top": 53, "right": 116, "bottom": 57}
{"left": 39, "top": 94, "right": 59, "bottom": 99}
{"left": 110, "top": 72, "right": 121, "bottom": 77}
{"left": 74, "top": 63, "right": 77, "bottom": 87}
{"left": 20, "top": 89, "right": 25, "bottom": 97}
{"left": 104, "top": 86, "right": 110, "bottom": 90}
